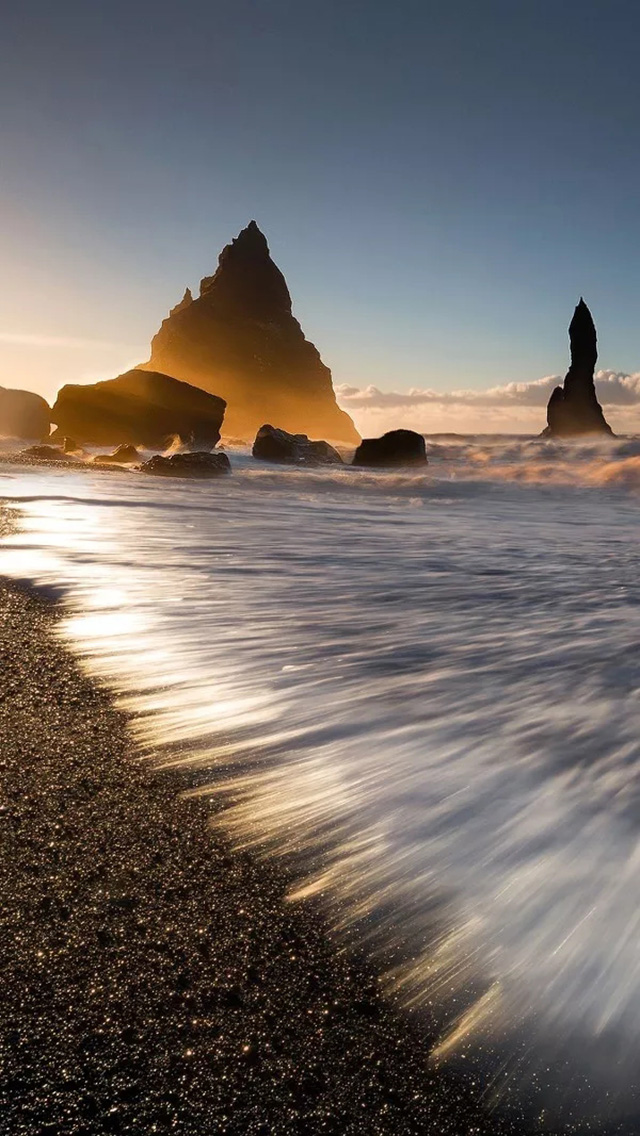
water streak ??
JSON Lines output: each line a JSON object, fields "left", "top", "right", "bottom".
{"left": 2, "top": 435, "right": 640, "bottom": 1126}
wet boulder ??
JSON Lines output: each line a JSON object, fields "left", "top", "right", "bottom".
{"left": 140, "top": 451, "right": 231, "bottom": 478}
{"left": 21, "top": 444, "right": 69, "bottom": 460}
{"left": 252, "top": 424, "right": 343, "bottom": 466}
{"left": 0, "top": 387, "right": 50, "bottom": 440}
{"left": 93, "top": 444, "right": 141, "bottom": 465}
{"left": 352, "top": 430, "right": 427, "bottom": 468}
{"left": 51, "top": 369, "right": 226, "bottom": 449}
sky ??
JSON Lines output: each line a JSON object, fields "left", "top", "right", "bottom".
{"left": 2, "top": 0, "right": 640, "bottom": 434}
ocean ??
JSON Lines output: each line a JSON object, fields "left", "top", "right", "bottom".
{"left": 2, "top": 434, "right": 640, "bottom": 1130}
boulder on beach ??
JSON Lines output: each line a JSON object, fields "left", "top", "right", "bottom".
{"left": 21, "top": 444, "right": 73, "bottom": 461}
{"left": 352, "top": 429, "right": 427, "bottom": 468}
{"left": 543, "top": 299, "right": 613, "bottom": 437}
{"left": 140, "top": 451, "right": 231, "bottom": 478}
{"left": 139, "top": 221, "right": 360, "bottom": 445}
{"left": 252, "top": 424, "right": 343, "bottom": 466}
{"left": 51, "top": 369, "right": 226, "bottom": 449}
{"left": 0, "top": 387, "right": 50, "bottom": 440}
{"left": 93, "top": 444, "right": 141, "bottom": 465}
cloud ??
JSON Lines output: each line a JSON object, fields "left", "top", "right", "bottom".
{"left": 0, "top": 332, "right": 139, "bottom": 351}
{"left": 336, "top": 372, "right": 640, "bottom": 436}
{"left": 594, "top": 372, "right": 640, "bottom": 405}
{"left": 336, "top": 371, "right": 640, "bottom": 412}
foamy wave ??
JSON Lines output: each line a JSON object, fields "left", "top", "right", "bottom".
{"left": 1, "top": 436, "right": 640, "bottom": 1126}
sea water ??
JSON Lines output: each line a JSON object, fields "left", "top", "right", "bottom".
{"left": 2, "top": 435, "right": 640, "bottom": 1129}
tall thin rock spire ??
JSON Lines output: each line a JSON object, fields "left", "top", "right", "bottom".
{"left": 543, "top": 299, "right": 613, "bottom": 436}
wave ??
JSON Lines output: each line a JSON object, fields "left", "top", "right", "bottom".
{"left": 2, "top": 437, "right": 640, "bottom": 1128}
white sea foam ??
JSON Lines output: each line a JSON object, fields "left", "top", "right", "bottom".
{"left": 2, "top": 435, "right": 640, "bottom": 1125}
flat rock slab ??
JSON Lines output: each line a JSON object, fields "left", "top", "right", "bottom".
{"left": 51, "top": 369, "right": 226, "bottom": 450}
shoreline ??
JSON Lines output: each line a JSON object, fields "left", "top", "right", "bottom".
{"left": 0, "top": 575, "right": 518, "bottom": 1135}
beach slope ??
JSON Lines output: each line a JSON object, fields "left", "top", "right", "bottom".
{"left": 0, "top": 577, "right": 511, "bottom": 1135}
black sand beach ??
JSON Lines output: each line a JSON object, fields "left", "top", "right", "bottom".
{"left": 0, "top": 573, "right": 519, "bottom": 1135}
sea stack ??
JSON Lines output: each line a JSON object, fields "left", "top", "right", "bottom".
{"left": 543, "top": 299, "right": 613, "bottom": 436}
{"left": 139, "top": 221, "right": 360, "bottom": 444}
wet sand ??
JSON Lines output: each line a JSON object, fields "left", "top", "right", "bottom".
{"left": 0, "top": 576, "right": 519, "bottom": 1135}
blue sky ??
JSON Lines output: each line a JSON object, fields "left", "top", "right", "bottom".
{"left": 2, "top": 0, "right": 640, "bottom": 431}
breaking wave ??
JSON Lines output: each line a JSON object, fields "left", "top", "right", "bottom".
{"left": 2, "top": 433, "right": 640, "bottom": 1130}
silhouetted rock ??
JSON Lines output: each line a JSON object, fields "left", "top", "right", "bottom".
{"left": 21, "top": 444, "right": 71, "bottom": 461}
{"left": 93, "top": 444, "right": 141, "bottom": 465}
{"left": 252, "top": 424, "right": 343, "bottom": 466}
{"left": 51, "top": 370, "right": 226, "bottom": 449}
{"left": 544, "top": 300, "right": 613, "bottom": 437}
{"left": 62, "top": 437, "right": 79, "bottom": 453}
{"left": 0, "top": 387, "right": 50, "bottom": 440}
{"left": 139, "top": 221, "right": 359, "bottom": 445}
{"left": 169, "top": 288, "right": 193, "bottom": 317}
{"left": 140, "top": 451, "right": 231, "bottom": 478}
{"left": 353, "top": 430, "right": 427, "bottom": 467}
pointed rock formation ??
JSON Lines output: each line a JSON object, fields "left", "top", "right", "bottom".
{"left": 544, "top": 300, "right": 613, "bottom": 436}
{"left": 169, "top": 288, "right": 193, "bottom": 318}
{"left": 139, "top": 221, "right": 359, "bottom": 444}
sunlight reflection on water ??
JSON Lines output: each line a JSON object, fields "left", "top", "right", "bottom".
{"left": 2, "top": 437, "right": 640, "bottom": 1124}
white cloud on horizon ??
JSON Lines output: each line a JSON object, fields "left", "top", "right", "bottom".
{"left": 336, "top": 371, "right": 640, "bottom": 411}
{"left": 335, "top": 371, "right": 640, "bottom": 435}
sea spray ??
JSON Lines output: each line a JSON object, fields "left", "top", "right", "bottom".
{"left": 2, "top": 436, "right": 640, "bottom": 1126}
